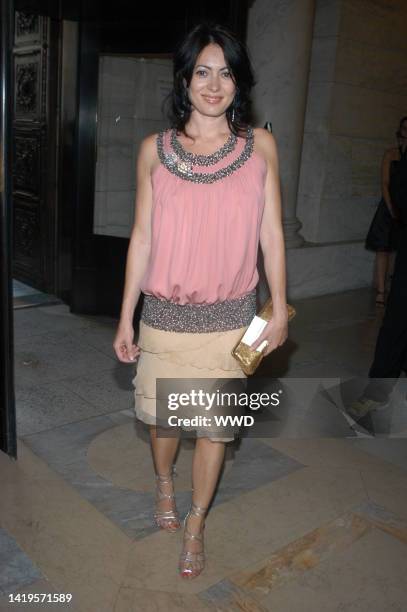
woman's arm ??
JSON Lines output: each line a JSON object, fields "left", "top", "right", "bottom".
{"left": 113, "top": 134, "right": 156, "bottom": 362}
{"left": 250, "top": 128, "right": 288, "bottom": 355}
{"left": 382, "top": 149, "right": 399, "bottom": 219}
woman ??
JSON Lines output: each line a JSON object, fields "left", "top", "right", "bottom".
{"left": 113, "top": 23, "right": 288, "bottom": 579}
{"left": 365, "top": 116, "right": 407, "bottom": 306}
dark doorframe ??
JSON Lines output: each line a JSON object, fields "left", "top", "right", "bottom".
{"left": 0, "top": 0, "right": 17, "bottom": 459}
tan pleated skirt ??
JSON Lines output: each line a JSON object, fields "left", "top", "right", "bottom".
{"left": 132, "top": 320, "right": 249, "bottom": 442}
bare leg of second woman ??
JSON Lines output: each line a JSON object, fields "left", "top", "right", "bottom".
{"left": 150, "top": 425, "right": 181, "bottom": 531}
{"left": 375, "top": 251, "right": 389, "bottom": 305}
{"left": 179, "top": 437, "right": 226, "bottom": 578}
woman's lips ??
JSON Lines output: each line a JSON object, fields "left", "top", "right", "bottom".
{"left": 202, "top": 95, "right": 223, "bottom": 104}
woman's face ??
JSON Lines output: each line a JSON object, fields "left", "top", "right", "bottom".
{"left": 186, "top": 43, "right": 236, "bottom": 120}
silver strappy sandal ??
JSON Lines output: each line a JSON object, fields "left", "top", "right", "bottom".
{"left": 154, "top": 466, "right": 181, "bottom": 532}
{"left": 178, "top": 502, "right": 208, "bottom": 578}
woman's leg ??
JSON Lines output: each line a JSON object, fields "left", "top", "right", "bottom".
{"left": 375, "top": 251, "right": 389, "bottom": 302}
{"left": 180, "top": 437, "right": 226, "bottom": 577}
{"left": 191, "top": 437, "right": 226, "bottom": 508}
{"left": 150, "top": 425, "right": 181, "bottom": 529}
{"left": 150, "top": 424, "right": 181, "bottom": 473}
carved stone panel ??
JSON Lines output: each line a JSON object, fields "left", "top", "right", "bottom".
{"left": 12, "top": 8, "right": 51, "bottom": 290}
{"left": 14, "top": 51, "right": 42, "bottom": 122}
{"left": 15, "top": 11, "right": 41, "bottom": 46}
{"left": 13, "top": 132, "right": 41, "bottom": 198}
{"left": 13, "top": 203, "right": 41, "bottom": 276}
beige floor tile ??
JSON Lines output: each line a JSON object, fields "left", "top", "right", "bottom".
{"left": 0, "top": 439, "right": 62, "bottom": 485}
{"left": 253, "top": 528, "right": 407, "bottom": 612}
{"left": 359, "top": 464, "right": 407, "bottom": 520}
{"left": 231, "top": 512, "right": 372, "bottom": 593}
{"left": 260, "top": 437, "right": 391, "bottom": 470}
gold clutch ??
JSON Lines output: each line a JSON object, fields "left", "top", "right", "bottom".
{"left": 231, "top": 298, "right": 296, "bottom": 375}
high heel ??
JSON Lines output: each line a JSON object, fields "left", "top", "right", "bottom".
{"left": 154, "top": 465, "right": 181, "bottom": 532}
{"left": 178, "top": 502, "right": 208, "bottom": 578}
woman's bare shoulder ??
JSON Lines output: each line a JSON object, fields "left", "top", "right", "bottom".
{"left": 139, "top": 133, "right": 159, "bottom": 157}
{"left": 252, "top": 127, "right": 277, "bottom": 162}
{"left": 138, "top": 132, "right": 160, "bottom": 172}
{"left": 384, "top": 146, "right": 400, "bottom": 161}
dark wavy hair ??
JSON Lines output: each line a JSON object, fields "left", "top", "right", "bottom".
{"left": 165, "top": 22, "right": 255, "bottom": 137}
{"left": 396, "top": 116, "right": 407, "bottom": 138}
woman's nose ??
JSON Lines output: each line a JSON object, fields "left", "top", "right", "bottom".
{"left": 208, "top": 76, "right": 220, "bottom": 91}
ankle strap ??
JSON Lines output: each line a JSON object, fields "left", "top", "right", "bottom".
{"left": 156, "top": 465, "right": 177, "bottom": 483}
{"left": 190, "top": 502, "right": 208, "bottom": 517}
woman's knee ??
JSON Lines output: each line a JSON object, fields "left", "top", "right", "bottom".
{"left": 196, "top": 436, "right": 228, "bottom": 446}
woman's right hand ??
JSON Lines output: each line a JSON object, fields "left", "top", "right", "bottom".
{"left": 113, "top": 323, "right": 141, "bottom": 363}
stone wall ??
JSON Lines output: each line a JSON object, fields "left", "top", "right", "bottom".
{"left": 296, "top": 0, "right": 407, "bottom": 244}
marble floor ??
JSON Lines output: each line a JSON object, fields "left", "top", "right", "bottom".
{"left": 1, "top": 288, "right": 406, "bottom": 611}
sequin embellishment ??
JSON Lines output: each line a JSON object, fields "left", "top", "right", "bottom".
{"left": 157, "top": 126, "right": 254, "bottom": 184}
{"left": 170, "top": 129, "right": 238, "bottom": 166}
{"left": 141, "top": 291, "right": 257, "bottom": 333}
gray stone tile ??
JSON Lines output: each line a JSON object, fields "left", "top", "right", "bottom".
{"left": 40, "top": 323, "right": 118, "bottom": 359}
{"left": 0, "top": 528, "right": 43, "bottom": 596}
{"left": 59, "top": 366, "right": 135, "bottom": 415}
{"left": 199, "top": 579, "right": 252, "bottom": 610}
{"left": 213, "top": 438, "right": 304, "bottom": 505}
{"left": 13, "top": 304, "right": 102, "bottom": 341}
{"left": 15, "top": 380, "right": 117, "bottom": 437}
{"left": 285, "top": 362, "right": 359, "bottom": 378}
{"left": 14, "top": 333, "right": 115, "bottom": 386}
{"left": 21, "top": 414, "right": 120, "bottom": 465}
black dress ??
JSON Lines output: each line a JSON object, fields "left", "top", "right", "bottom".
{"left": 365, "top": 147, "right": 406, "bottom": 252}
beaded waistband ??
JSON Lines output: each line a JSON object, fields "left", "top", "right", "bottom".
{"left": 140, "top": 291, "right": 256, "bottom": 333}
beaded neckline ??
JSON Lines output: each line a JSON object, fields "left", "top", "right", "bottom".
{"left": 157, "top": 126, "right": 254, "bottom": 184}
{"left": 170, "top": 129, "right": 237, "bottom": 167}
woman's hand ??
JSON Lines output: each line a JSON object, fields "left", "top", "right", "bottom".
{"left": 113, "top": 322, "right": 141, "bottom": 363}
{"left": 250, "top": 313, "right": 288, "bottom": 356}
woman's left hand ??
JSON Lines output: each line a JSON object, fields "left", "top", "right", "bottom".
{"left": 250, "top": 314, "right": 288, "bottom": 356}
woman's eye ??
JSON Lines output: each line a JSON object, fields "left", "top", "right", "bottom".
{"left": 196, "top": 69, "right": 207, "bottom": 76}
{"left": 222, "top": 71, "right": 231, "bottom": 78}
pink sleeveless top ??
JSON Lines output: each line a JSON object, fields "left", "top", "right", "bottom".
{"left": 140, "top": 128, "right": 267, "bottom": 305}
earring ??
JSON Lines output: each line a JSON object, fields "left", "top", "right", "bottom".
{"left": 231, "top": 107, "right": 235, "bottom": 122}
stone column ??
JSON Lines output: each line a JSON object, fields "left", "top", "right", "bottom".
{"left": 247, "top": 0, "right": 316, "bottom": 248}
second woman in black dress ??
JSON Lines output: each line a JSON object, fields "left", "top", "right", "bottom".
{"left": 365, "top": 116, "right": 407, "bottom": 306}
